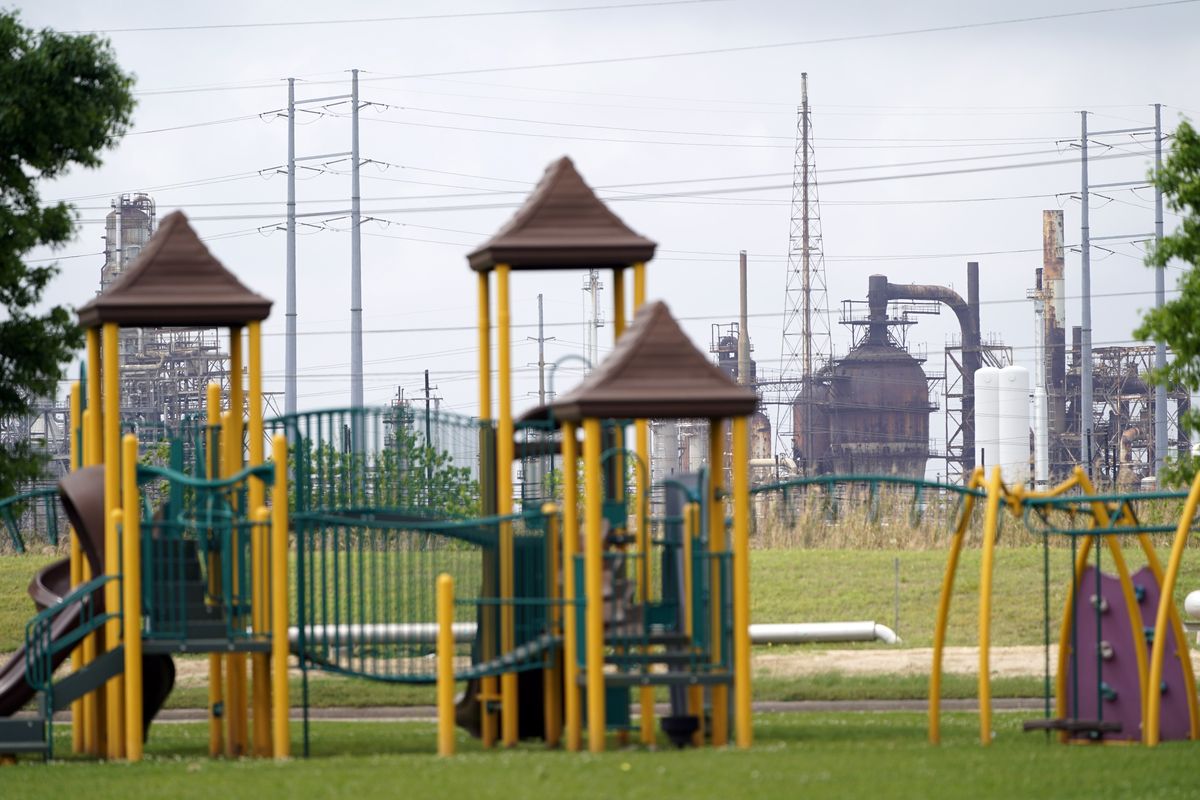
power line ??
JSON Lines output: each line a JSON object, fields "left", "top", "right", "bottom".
{"left": 77, "top": 0, "right": 720, "bottom": 34}
{"left": 129, "top": 2, "right": 1199, "bottom": 96}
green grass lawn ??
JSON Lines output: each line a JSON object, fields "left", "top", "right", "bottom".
{"left": 3, "top": 544, "right": 1198, "bottom": 709}
{"left": 2, "top": 713, "right": 1198, "bottom": 799}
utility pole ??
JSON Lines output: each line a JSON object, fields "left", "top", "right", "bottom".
{"left": 1154, "top": 102, "right": 1168, "bottom": 478}
{"left": 285, "top": 78, "right": 297, "bottom": 417}
{"left": 536, "top": 294, "right": 551, "bottom": 403}
{"left": 350, "top": 68, "right": 363, "bottom": 411}
{"left": 1079, "top": 110, "right": 1093, "bottom": 477}
{"left": 423, "top": 369, "right": 437, "bottom": 488}
{"left": 583, "top": 270, "right": 603, "bottom": 370}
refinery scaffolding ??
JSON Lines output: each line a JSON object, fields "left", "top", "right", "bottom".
{"left": 3, "top": 193, "right": 233, "bottom": 504}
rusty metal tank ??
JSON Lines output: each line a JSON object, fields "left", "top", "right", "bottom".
{"left": 793, "top": 303, "right": 931, "bottom": 477}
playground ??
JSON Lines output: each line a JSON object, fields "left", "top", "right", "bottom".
{"left": 3, "top": 156, "right": 1200, "bottom": 782}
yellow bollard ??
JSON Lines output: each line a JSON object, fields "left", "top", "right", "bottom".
{"left": 437, "top": 573, "right": 456, "bottom": 757}
{"left": 270, "top": 435, "right": 291, "bottom": 759}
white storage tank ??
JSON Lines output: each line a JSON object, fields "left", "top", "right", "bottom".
{"left": 998, "top": 365, "right": 1031, "bottom": 486}
{"left": 974, "top": 366, "right": 1000, "bottom": 474}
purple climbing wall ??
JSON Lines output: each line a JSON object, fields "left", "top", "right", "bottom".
{"left": 1065, "top": 565, "right": 1191, "bottom": 741}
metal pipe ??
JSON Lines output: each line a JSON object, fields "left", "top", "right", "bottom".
{"left": 737, "top": 250, "right": 750, "bottom": 386}
{"left": 881, "top": 268, "right": 981, "bottom": 471}
{"left": 1080, "top": 110, "right": 1094, "bottom": 477}
{"left": 284, "top": 621, "right": 902, "bottom": 647}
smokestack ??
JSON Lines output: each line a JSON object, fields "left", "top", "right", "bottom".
{"left": 1043, "top": 210, "right": 1066, "bottom": 471}
{"left": 964, "top": 261, "right": 981, "bottom": 472}
{"left": 738, "top": 250, "right": 751, "bottom": 386}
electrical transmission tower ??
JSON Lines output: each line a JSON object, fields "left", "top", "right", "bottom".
{"left": 777, "top": 72, "right": 832, "bottom": 463}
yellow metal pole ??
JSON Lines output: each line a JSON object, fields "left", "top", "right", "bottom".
{"left": 270, "top": 434, "right": 291, "bottom": 759}
{"left": 561, "top": 423, "right": 582, "bottom": 751}
{"left": 731, "top": 417, "right": 752, "bottom": 748}
{"left": 205, "top": 382, "right": 225, "bottom": 758}
{"left": 929, "top": 466, "right": 982, "bottom": 744}
{"left": 612, "top": 267, "right": 626, "bottom": 339}
{"left": 247, "top": 321, "right": 271, "bottom": 757}
{"left": 221, "top": 409, "right": 245, "bottom": 757}
{"left": 632, "top": 262, "right": 651, "bottom": 745}
{"left": 542, "top": 502, "right": 563, "bottom": 748}
{"left": 583, "top": 418, "right": 606, "bottom": 753}
{"left": 437, "top": 573, "right": 456, "bottom": 757}
{"left": 101, "top": 322, "right": 125, "bottom": 759}
{"left": 636, "top": 420, "right": 652, "bottom": 746}
{"left": 477, "top": 270, "right": 499, "bottom": 749}
{"left": 68, "top": 382, "right": 85, "bottom": 755}
{"left": 495, "top": 263, "right": 518, "bottom": 746}
{"left": 227, "top": 329, "right": 249, "bottom": 757}
{"left": 684, "top": 503, "right": 703, "bottom": 746}
{"left": 121, "top": 434, "right": 144, "bottom": 762}
{"left": 80, "top": 408, "right": 99, "bottom": 756}
{"left": 976, "top": 466, "right": 1003, "bottom": 746}
{"left": 1146, "top": 466, "right": 1200, "bottom": 746}
{"left": 708, "top": 419, "right": 728, "bottom": 746}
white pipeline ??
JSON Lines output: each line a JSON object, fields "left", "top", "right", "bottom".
{"left": 286, "top": 620, "right": 901, "bottom": 648}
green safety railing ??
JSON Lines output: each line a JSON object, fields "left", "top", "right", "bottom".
{"left": 267, "top": 404, "right": 485, "bottom": 520}
{"left": 24, "top": 573, "right": 119, "bottom": 760}
{"left": 0, "top": 486, "right": 64, "bottom": 552}
{"left": 135, "top": 461, "right": 275, "bottom": 644}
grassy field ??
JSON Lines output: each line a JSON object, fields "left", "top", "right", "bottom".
{"left": 2, "top": 714, "right": 1198, "bottom": 798}
{"left": 7, "top": 544, "right": 1200, "bottom": 653}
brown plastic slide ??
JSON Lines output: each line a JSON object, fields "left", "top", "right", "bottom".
{"left": 0, "top": 467, "right": 175, "bottom": 738}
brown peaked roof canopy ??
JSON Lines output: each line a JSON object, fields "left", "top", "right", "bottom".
{"left": 77, "top": 211, "right": 272, "bottom": 328}
{"left": 526, "top": 300, "right": 758, "bottom": 422}
{"left": 467, "top": 156, "right": 656, "bottom": 272}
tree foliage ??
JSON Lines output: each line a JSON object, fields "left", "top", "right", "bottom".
{"left": 1135, "top": 119, "right": 1200, "bottom": 486}
{"left": 0, "top": 12, "right": 134, "bottom": 498}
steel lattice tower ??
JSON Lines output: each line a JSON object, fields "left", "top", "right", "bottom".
{"left": 777, "top": 73, "right": 831, "bottom": 463}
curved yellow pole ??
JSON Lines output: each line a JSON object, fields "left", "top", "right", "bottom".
{"left": 928, "top": 467, "right": 983, "bottom": 744}
{"left": 80, "top": 407, "right": 99, "bottom": 756}
{"left": 1076, "top": 474, "right": 1150, "bottom": 740}
{"left": 583, "top": 418, "right": 605, "bottom": 752}
{"left": 1146, "top": 468, "right": 1200, "bottom": 746}
{"left": 121, "top": 434, "right": 143, "bottom": 762}
{"left": 731, "top": 417, "right": 752, "bottom": 748}
{"left": 101, "top": 322, "right": 125, "bottom": 759}
{"left": 437, "top": 573, "right": 456, "bottom": 757}
{"left": 977, "top": 466, "right": 1004, "bottom": 746}
{"left": 561, "top": 423, "right": 582, "bottom": 751}
{"left": 1131, "top": 526, "right": 1200, "bottom": 742}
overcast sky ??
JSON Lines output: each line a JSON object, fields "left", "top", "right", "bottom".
{"left": 15, "top": 0, "right": 1200, "bottom": 460}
